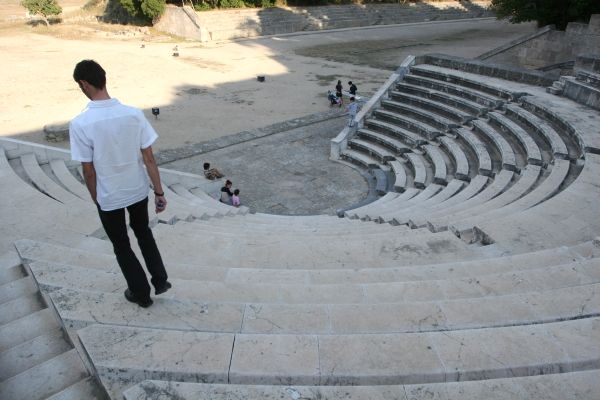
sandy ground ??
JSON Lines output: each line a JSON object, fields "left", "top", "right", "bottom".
{"left": 0, "top": 15, "right": 536, "bottom": 153}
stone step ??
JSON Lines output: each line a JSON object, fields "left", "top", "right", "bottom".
{"left": 453, "top": 127, "right": 494, "bottom": 176}
{"left": 349, "top": 138, "right": 397, "bottom": 163}
{"left": 470, "top": 119, "right": 518, "bottom": 171}
{"left": 29, "top": 253, "right": 600, "bottom": 305}
{"left": 0, "top": 349, "right": 89, "bottom": 400}
{"left": 392, "top": 84, "right": 489, "bottom": 116}
{"left": 451, "top": 159, "right": 571, "bottom": 237}
{"left": 377, "top": 180, "right": 465, "bottom": 225}
{"left": 49, "top": 159, "right": 90, "bottom": 201}
{"left": 439, "top": 136, "right": 470, "bottom": 180}
{"left": 78, "top": 317, "right": 600, "bottom": 393}
{"left": 0, "top": 308, "right": 59, "bottom": 352}
{"left": 21, "top": 237, "right": 600, "bottom": 284}
{"left": 0, "top": 275, "right": 38, "bottom": 305}
{"left": 0, "top": 291, "right": 44, "bottom": 325}
{"left": 426, "top": 169, "right": 514, "bottom": 232}
{"left": 373, "top": 109, "right": 442, "bottom": 141}
{"left": 441, "top": 165, "right": 542, "bottom": 229}
{"left": 0, "top": 328, "right": 71, "bottom": 381}
{"left": 408, "top": 174, "right": 489, "bottom": 228}
{"left": 122, "top": 369, "right": 600, "bottom": 399}
{"left": 0, "top": 263, "right": 24, "bottom": 286}
{"left": 46, "top": 376, "right": 108, "bottom": 400}
{"left": 46, "top": 278, "right": 600, "bottom": 335}
{"left": 366, "top": 118, "right": 428, "bottom": 147}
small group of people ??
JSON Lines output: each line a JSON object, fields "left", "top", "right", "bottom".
{"left": 220, "top": 180, "right": 241, "bottom": 207}
{"left": 328, "top": 80, "right": 358, "bottom": 107}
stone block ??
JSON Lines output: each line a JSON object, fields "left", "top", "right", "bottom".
{"left": 430, "top": 322, "right": 573, "bottom": 381}
{"left": 319, "top": 333, "right": 445, "bottom": 384}
{"left": 543, "top": 317, "right": 600, "bottom": 370}
{"left": 78, "top": 324, "right": 234, "bottom": 388}
{"left": 229, "top": 334, "right": 320, "bottom": 384}
{"left": 241, "top": 304, "right": 329, "bottom": 334}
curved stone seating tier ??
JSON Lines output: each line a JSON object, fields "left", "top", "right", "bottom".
{"left": 70, "top": 317, "right": 599, "bottom": 393}
{"left": 343, "top": 191, "right": 399, "bottom": 219}
{"left": 470, "top": 119, "right": 518, "bottom": 171}
{"left": 377, "top": 179, "right": 465, "bottom": 225}
{"left": 356, "top": 128, "right": 412, "bottom": 156}
{"left": 453, "top": 127, "right": 493, "bottom": 176}
{"left": 520, "top": 96, "right": 599, "bottom": 156}
{"left": 380, "top": 99, "right": 461, "bottom": 133}
{"left": 28, "top": 260, "right": 600, "bottom": 333}
{"left": 465, "top": 153, "right": 600, "bottom": 252}
{"left": 426, "top": 169, "right": 514, "bottom": 232}
{"left": 171, "top": 183, "right": 249, "bottom": 215}
{"left": 409, "top": 64, "right": 527, "bottom": 102}
{"left": 388, "top": 90, "right": 475, "bottom": 124}
{"left": 450, "top": 159, "right": 571, "bottom": 238}
{"left": 365, "top": 119, "right": 427, "bottom": 147}
{"left": 388, "top": 160, "right": 408, "bottom": 190}
{"left": 438, "top": 136, "right": 470, "bottom": 180}
{"left": 348, "top": 138, "right": 396, "bottom": 164}
{"left": 340, "top": 148, "right": 379, "bottom": 169}
{"left": 431, "top": 165, "right": 542, "bottom": 233}
{"left": 504, "top": 104, "right": 570, "bottom": 160}
{"left": 49, "top": 159, "right": 90, "bottom": 201}
{"left": 422, "top": 144, "right": 447, "bottom": 184}
{"left": 402, "top": 73, "right": 505, "bottom": 109}
{"left": 393, "top": 84, "right": 490, "bottom": 116}
{"left": 487, "top": 111, "right": 544, "bottom": 166}
{"left": 404, "top": 153, "right": 428, "bottom": 188}
{"left": 345, "top": 188, "right": 420, "bottom": 219}
{"left": 16, "top": 237, "right": 600, "bottom": 286}
{"left": 19, "top": 153, "right": 88, "bottom": 207}
{"left": 408, "top": 174, "right": 489, "bottom": 228}
{"left": 363, "top": 184, "right": 443, "bottom": 221}
{"left": 123, "top": 370, "right": 600, "bottom": 400}
{"left": 373, "top": 109, "right": 443, "bottom": 142}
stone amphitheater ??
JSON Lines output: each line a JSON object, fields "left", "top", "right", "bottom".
{"left": 2, "top": 6, "right": 600, "bottom": 400}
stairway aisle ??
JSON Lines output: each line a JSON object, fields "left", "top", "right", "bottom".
{"left": 0, "top": 261, "right": 108, "bottom": 400}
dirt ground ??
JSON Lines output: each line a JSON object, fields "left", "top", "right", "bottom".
{"left": 0, "top": 9, "right": 537, "bottom": 153}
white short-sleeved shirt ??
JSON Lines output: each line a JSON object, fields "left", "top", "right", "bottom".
{"left": 69, "top": 98, "right": 157, "bottom": 211}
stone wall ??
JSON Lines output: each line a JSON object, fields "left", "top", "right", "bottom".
{"left": 480, "top": 15, "right": 600, "bottom": 70}
{"left": 155, "top": 1, "right": 493, "bottom": 42}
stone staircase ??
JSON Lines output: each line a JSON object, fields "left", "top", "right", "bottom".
{"left": 549, "top": 54, "right": 600, "bottom": 110}
{"left": 2, "top": 53, "right": 600, "bottom": 399}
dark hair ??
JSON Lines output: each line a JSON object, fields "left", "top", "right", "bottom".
{"left": 73, "top": 60, "right": 106, "bottom": 90}
{"left": 225, "top": 180, "right": 232, "bottom": 185}
{"left": 350, "top": 97, "right": 355, "bottom": 101}
{"left": 203, "top": 162, "right": 210, "bottom": 170}
{"left": 337, "top": 80, "right": 341, "bottom": 84}
{"left": 234, "top": 189, "right": 240, "bottom": 195}
{"left": 348, "top": 81, "right": 352, "bottom": 85}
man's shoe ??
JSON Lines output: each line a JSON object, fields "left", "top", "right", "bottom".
{"left": 155, "top": 281, "right": 172, "bottom": 295}
{"left": 124, "top": 289, "right": 153, "bottom": 308}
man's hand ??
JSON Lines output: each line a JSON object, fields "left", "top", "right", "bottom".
{"left": 155, "top": 194, "right": 167, "bottom": 213}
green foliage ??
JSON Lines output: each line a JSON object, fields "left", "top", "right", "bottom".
{"left": 140, "top": 0, "right": 166, "bottom": 19}
{"left": 21, "top": 0, "right": 62, "bottom": 25}
{"left": 491, "top": 0, "right": 600, "bottom": 30}
{"left": 219, "top": 0, "right": 245, "bottom": 8}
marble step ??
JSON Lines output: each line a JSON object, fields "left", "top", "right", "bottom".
{"left": 0, "top": 349, "right": 89, "bottom": 400}
{"left": 0, "top": 275, "right": 38, "bottom": 305}
{"left": 47, "top": 282, "right": 600, "bottom": 335}
{"left": 0, "top": 308, "right": 58, "bottom": 352}
{"left": 0, "top": 328, "right": 71, "bottom": 381}
{"left": 46, "top": 377, "right": 108, "bottom": 400}
{"left": 123, "top": 369, "right": 600, "bottom": 400}
{"left": 78, "top": 317, "right": 600, "bottom": 395}
{"left": 0, "top": 263, "right": 25, "bottom": 286}
{"left": 29, "top": 255, "right": 600, "bottom": 305}
{"left": 0, "top": 292, "right": 44, "bottom": 325}
{"left": 16, "top": 237, "right": 600, "bottom": 280}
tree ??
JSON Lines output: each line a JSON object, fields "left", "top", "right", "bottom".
{"left": 116, "top": 0, "right": 165, "bottom": 22}
{"left": 21, "top": 0, "right": 62, "bottom": 26}
{"left": 491, "top": 0, "right": 600, "bottom": 30}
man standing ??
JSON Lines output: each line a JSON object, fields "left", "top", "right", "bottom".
{"left": 70, "top": 59, "right": 171, "bottom": 308}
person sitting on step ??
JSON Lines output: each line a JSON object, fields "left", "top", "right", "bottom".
{"left": 203, "top": 162, "right": 224, "bottom": 180}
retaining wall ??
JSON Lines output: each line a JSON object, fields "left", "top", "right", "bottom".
{"left": 155, "top": 1, "right": 492, "bottom": 42}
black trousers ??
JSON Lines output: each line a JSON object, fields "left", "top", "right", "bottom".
{"left": 97, "top": 197, "right": 168, "bottom": 300}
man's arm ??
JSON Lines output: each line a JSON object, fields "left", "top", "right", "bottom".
{"left": 81, "top": 162, "right": 97, "bottom": 203}
{"left": 141, "top": 146, "right": 167, "bottom": 213}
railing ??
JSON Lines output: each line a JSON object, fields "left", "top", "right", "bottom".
{"left": 330, "top": 55, "right": 415, "bottom": 160}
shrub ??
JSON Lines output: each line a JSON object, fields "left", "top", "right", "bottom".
{"left": 21, "top": 0, "right": 62, "bottom": 26}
